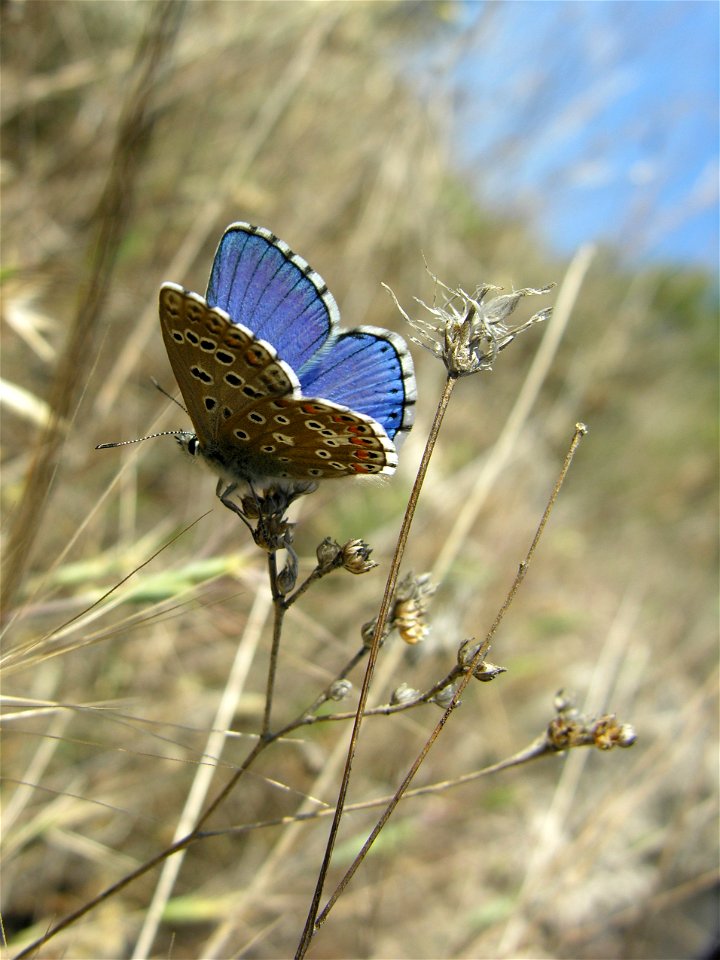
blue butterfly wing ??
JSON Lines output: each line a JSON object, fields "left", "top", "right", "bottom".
{"left": 206, "top": 223, "right": 337, "bottom": 372}
{"left": 206, "top": 222, "right": 416, "bottom": 446}
{"left": 299, "top": 328, "right": 416, "bottom": 443}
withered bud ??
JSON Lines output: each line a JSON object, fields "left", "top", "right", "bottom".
{"left": 390, "top": 682, "right": 420, "bottom": 706}
{"left": 316, "top": 537, "right": 343, "bottom": 572}
{"left": 432, "top": 683, "right": 459, "bottom": 709}
{"left": 617, "top": 724, "right": 637, "bottom": 748}
{"left": 547, "top": 715, "right": 582, "bottom": 750}
{"left": 361, "top": 617, "right": 389, "bottom": 650}
{"left": 361, "top": 618, "right": 377, "bottom": 648}
{"left": 458, "top": 638, "right": 484, "bottom": 667}
{"left": 328, "top": 680, "right": 353, "bottom": 702}
{"left": 472, "top": 660, "right": 506, "bottom": 682}
{"left": 457, "top": 639, "right": 505, "bottom": 681}
{"left": 553, "top": 689, "right": 577, "bottom": 714}
{"left": 276, "top": 552, "right": 299, "bottom": 594}
{"left": 340, "top": 539, "right": 378, "bottom": 575}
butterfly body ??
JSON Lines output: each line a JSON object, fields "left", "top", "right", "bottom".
{"left": 159, "top": 223, "right": 416, "bottom": 490}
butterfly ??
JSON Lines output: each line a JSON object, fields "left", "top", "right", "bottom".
{"left": 159, "top": 223, "right": 416, "bottom": 491}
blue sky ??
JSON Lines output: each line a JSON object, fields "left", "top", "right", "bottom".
{"left": 414, "top": 1, "right": 719, "bottom": 270}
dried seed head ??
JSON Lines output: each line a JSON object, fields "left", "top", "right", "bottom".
{"left": 457, "top": 639, "right": 506, "bottom": 681}
{"left": 390, "top": 571, "right": 436, "bottom": 645}
{"left": 591, "top": 715, "right": 638, "bottom": 750}
{"left": 341, "top": 539, "right": 378, "bottom": 575}
{"left": 236, "top": 482, "right": 317, "bottom": 554}
{"left": 385, "top": 276, "right": 553, "bottom": 377}
{"left": 547, "top": 714, "right": 580, "bottom": 749}
{"left": 547, "top": 697, "right": 637, "bottom": 752}
{"left": 253, "top": 515, "right": 295, "bottom": 554}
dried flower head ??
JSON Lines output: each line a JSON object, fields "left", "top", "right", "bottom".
{"left": 390, "top": 571, "right": 436, "bottom": 645}
{"left": 384, "top": 275, "right": 553, "bottom": 377}
{"left": 240, "top": 481, "right": 317, "bottom": 521}
{"left": 235, "top": 481, "right": 317, "bottom": 553}
{"left": 591, "top": 715, "right": 638, "bottom": 750}
{"left": 341, "top": 539, "right": 378, "bottom": 575}
{"left": 314, "top": 538, "right": 377, "bottom": 577}
{"left": 547, "top": 692, "right": 637, "bottom": 752}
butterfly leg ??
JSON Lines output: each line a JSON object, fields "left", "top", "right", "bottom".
{"left": 216, "top": 480, "right": 256, "bottom": 535}
{"left": 216, "top": 479, "right": 236, "bottom": 500}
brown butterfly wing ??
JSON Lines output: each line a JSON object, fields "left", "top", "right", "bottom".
{"left": 216, "top": 394, "right": 398, "bottom": 480}
{"left": 159, "top": 283, "right": 298, "bottom": 448}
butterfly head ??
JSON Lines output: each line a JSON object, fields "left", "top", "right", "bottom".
{"left": 175, "top": 431, "right": 202, "bottom": 459}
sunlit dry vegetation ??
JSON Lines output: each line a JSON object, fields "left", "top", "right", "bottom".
{"left": 1, "top": 3, "right": 717, "bottom": 959}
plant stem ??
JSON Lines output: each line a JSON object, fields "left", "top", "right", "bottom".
{"left": 262, "top": 550, "right": 286, "bottom": 737}
{"left": 295, "top": 373, "right": 459, "bottom": 959}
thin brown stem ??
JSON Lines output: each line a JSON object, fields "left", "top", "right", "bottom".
{"left": 262, "top": 551, "right": 286, "bottom": 737}
{"left": 295, "top": 373, "right": 459, "bottom": 959}
{"left": 199, "top": 732, "right": 555, "bottom": 839}
{"left": 283, "top": 647, "right": 369, "bottom": 725}
{"left": 283, "top": 566, "right": 324, "bottom": 608}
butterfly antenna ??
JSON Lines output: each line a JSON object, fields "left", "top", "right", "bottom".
{"left": 151, "top": 377, "right": 187, "bottom": 413}
{"left": 96, "top": 430, "right": 190, "bottom": 450}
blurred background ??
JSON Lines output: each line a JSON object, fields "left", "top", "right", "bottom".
{"left": 1, "top": 2, "right": 717, "bottom": 958}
